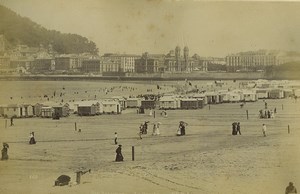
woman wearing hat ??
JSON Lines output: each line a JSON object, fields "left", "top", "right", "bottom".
{"left": 1, "top": 143, "right": 9, "bottom": 160}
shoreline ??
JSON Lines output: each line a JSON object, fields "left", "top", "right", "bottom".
{"left": 0, "top": 72, "right": 289, "bottom": 81}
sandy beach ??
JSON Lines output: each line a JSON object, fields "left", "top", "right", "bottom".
{"left": 0, "top": 80, "right": 300, "bottom": 194}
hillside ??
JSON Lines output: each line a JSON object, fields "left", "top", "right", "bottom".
{"left": 0, "top": 5, "right": 98, "bottom": 54}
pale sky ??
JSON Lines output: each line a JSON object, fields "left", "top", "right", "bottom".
{"left": 1, "top": 0, "right": 300, "bottom": 57}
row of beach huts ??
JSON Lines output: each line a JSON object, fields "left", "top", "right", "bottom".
{"left": 1, "top": 86, "right": 299, "bottom": 119}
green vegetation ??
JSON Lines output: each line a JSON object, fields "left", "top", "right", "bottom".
{"left": 0, "top": 5, "right": 98, "bottom": 54}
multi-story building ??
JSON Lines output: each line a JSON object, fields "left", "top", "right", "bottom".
{"left": 164, "top": 46, "right": 195, "bottom": 73}
{"left": 81, "top": 59, "right": 101, "bottom": 73}
{"left": 31, "top": 58, "right": 55, "bottom": 72}
{"left": 100, "top": 57, "right": 119, "bottom": 73}
{"left": 135, "top": 53, "right": 165, "bottom": 73}
{"left": 198, "top": 57, "right": 226, "bottom": 71}
{"left": 55, "top": 54, "right": 81, "bottom": 71}
{"left": 226, "top": 50, "right": 280, "bottom": 72}
{"left": 102, "top": 53, "right": 140, "bottom": 72}
{"left": 0, "top": 56, "right": 10, "bottom": 69}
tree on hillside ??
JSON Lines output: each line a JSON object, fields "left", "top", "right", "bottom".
{"left": 0, "top": 5, "right": 98, "bottom": 54}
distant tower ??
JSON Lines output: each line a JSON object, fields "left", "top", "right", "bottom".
{"left": 183, "top": 46, "right": 189, "bottom": 71}
{"left": 175, "top": 46, "right": 181, "bottom": 71}
{"left": 183, "top": 46, "right": 189, "bottom": 59}
{"left": 175, "top": 46, "right": 181, "bottom": 58}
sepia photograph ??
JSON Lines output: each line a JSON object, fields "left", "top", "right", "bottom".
{"left": 0, "top": 0, "right": 299, "bottom": 193}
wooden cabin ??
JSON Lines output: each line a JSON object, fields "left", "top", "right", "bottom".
{"left": 141, "top": 100, "right": 156, "bottom": 109}
{"left": 1, "top": 104, "right": 21, "bottom": 118}
{"left": 222, "top": 92, "right": 243, "bottom": 103}
{"left": 295, "top": 89, "right": 300, "bottom": 97}
{"left": 111, "top": 96, "right": 127, "bottom": 110}
{"left": 192, "top": 93, "right": 207, "bottom": 105}
{"left": 205, "top": 92, "right": 220, "bottom": 104}
{"left": 256, "top": 89, "right": 269, "bottom": 99}
{"left": 180, "top": 98, "right": 198, "bottom": 109}
{"left": 20, "top": 104, "right": 34, "bottom": 117}
{"left": 77, "top": 101, "right": 100, "bottom": 116}
{"left": 52, "top": 104, "right": 69, "bottom": 117}
{"left": 41, "top": 107, "right": 53, "bottom": 118}
{"left": 283, "top": 89, "right": 293, "bottom": 98}
{"left": 268, "top": 89, "right": 284, "bottom": 99}
{"left": 101, "top": 101, "right": 121, "bottom": 114}
{"left": 126, "top": 97, "right": 142, "bottom": 108}
{"left": 197, "top": 99, "right": 204, "bottom": 109}
{"left": 159, "top": 96, "right": 180, "bottom": 110}
{"left": 242, "top": 91, "right": 258, "bottom": 102}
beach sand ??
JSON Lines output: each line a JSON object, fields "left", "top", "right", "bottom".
{"left": 0, "top": 81, "right": 299, "bottom": 194}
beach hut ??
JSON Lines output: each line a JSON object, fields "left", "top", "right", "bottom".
{"left": 205, "top": 92, "right": 219, "bottom": 104}
{"left": 41, "top": 107, "right": 53, "bottom": 118}
{"left": 192, "top": 93, "right": 207, "bottom": 105}
{"left": 283, "top": 89, "right": 293, "bottom": 98}
{"left": 77, "top": 101, "right": 100, "bottom": 116}
{"left": 111, "top": 96, "right": 127, "bottom": 110}
{"left": 268, "top": 89, "right": 284, "bottom": 99}
{"left": 242, "top": 90, "right": 258, "bottom": 102}
{"left": 197, "top": 98, "right": 204, "bottom": 109}
{"left": 256, "top": 89, "right": 269, "bottom": 99}
{"left": 2, "top": 104, "right": 21, "bottom": 118}
{"left": 225, "top": 91, "right": 243, "bottom": 103}
{"left": 126, "top": 97, "right": 142, "bottom": 108}
{"left": 141, "top": 100, "right": 156, "bottom": 109}
{"left": 101, "top": 100, "right": 121, "bottom": 114}
{"left": 52, "top": 104, "right": 70, "bottom": 117}
{"left": 19, "top": 104, "right": 34, "bottom": 117}
{"left": 180, "top": 98, "right": 198, "bottom": 109}
{"left": 33, "top": 103, "right": 44, "bottom": 117}
{"left": 159, "top": 96, "right": 179, "bottom": 110}
{"left": 295, "top": 89, "right": 300, "bottom": 97}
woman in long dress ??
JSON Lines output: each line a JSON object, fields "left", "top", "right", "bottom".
{"left": 115, "top": 145, "right": 124, "bottom": 162}
{"left": 156, "top": 122, "right": 161, "bottom": 135}
{"left": 29, "top": 132, "right": 36, "bottom": 144}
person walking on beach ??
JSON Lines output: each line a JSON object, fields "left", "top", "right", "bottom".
{"left": 285, "top": 182, "right": 297, "bottom": 194}
{"left": 178, "top": 121, "right": 187, "bottom": 136}
{"left": 236, "top": 122, "right": 241, "bottom": 135}
{"left": 232, "top": 122, "right": 237, "bottom": 135}
{"left": 262, "top": 124, "right": 267, "bottom": 137}
{"left": 114, "top": 132, "right": 118, "bottom": 145}
{"left": 115, "top": 145, "right": 124, "bottom": 162}
{"left": 264, "top": 101, "right": 268, "bottom": 109}
{"left": 152, "top": 124, "right": 157, "bottom": 136}
{"left": 139, "top": 123, "right": 143, "bottom": 139}
{"left": 29, "top": 132, "right": 36, "bottom": 144}
{"left": 10, "top": 117, "right": 14, "bottom": 126}
{"left": 1, "top": 143, "right": 9, "bottom": 160}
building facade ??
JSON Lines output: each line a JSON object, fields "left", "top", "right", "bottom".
{"left": 102, "top": 53, "right": 140, "bottom": 73}
{"left": 135, "top": 53, "right": 165, "bottom": 73}
{"left": 226, "top": 50, "right": 280, "bottom": 72}
{"left": 81, "top": 59, "right": 100, "bottom": 73}
{"left": 164, "top": 46, "right": 195, "bottom": 73}
{"left": 55, "top": 55, "right": 81, "bottom": 71}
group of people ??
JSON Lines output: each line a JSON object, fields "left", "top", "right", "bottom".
{"left": 139, "top": 121, "right": 149, "bottom": 136}
{"left": 232, "top": 122, "right": 241, "bottom": 135}
{"left": 259, "top": 109, "right": 276, "bottom": 119}
{"left": 138, "top": 121, "right": 162, "bottom": 139}
{"left": 177, "top": 121, "right": 188, "bottom": 136}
